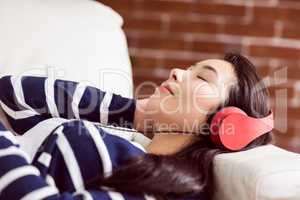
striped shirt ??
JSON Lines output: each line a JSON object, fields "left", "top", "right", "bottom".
{"left": 0, "top": 75, "right": 156, "bottom": 200}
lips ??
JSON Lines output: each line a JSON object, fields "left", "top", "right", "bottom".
{"left": 159, "top": 84, "right": 174, "bottom": 95}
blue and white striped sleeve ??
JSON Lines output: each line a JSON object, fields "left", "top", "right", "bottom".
{"left": 0, "top": 133, "right": 153, "bottom": 200}
{"left": 0, "top": 75, "right": 136, "bottom": 135}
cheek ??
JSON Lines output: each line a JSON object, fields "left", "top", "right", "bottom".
{"left": 193, "top": 83, "right": 216, "bottom": 96}
{"left": 146, "top": 93, "right": 179, "bottom": 119}
{"left": 190, "top": 83, "right": 221, "bottom": 112}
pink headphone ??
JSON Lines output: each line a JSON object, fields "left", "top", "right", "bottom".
{"left": 209, "top": 107, "right": 274, "bottom": 151}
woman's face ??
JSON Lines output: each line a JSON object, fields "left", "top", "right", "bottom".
{"left": 145, "top": 59, "right": 237, "bottom": 134}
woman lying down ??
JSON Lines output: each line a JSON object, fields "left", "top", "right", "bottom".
{"left": 0, "top": 53, "right": 273, "bottom": 200}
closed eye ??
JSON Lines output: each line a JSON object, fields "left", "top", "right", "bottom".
{"left": 197, "top": 75, "right": 207, "bottom": 82}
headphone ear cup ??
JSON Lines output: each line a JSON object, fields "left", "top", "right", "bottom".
{"left": 210, "top": 107, "right": 247, "bottom": 147}
{"left": 219, "top": 113, "right": 273, "bottom": 150}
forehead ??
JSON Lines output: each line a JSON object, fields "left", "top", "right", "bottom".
{"left": 195, "top": 59, "right": 237, "bottom": 83}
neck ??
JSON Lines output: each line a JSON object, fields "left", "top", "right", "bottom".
{"left": 145, "top": 132, "right": 200, "bottom": 155}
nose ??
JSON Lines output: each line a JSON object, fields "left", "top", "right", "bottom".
{"left": 169, "top": 68, "right": 185, "bottom": 82}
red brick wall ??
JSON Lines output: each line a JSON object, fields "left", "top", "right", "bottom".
{"left": 98, "top": 0, "right": 300, "bottom": 153}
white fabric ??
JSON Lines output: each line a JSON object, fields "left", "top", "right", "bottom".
{"left": 18, "top": 118, "right": 68, "bottom": 162}
{"left": 213, "top": 145, "right": 300, "bottom": 200}
{"left": 83, "top": 121, "right": 113, "bottom": 178}
{"left": 99, "top": 93, "right": 113, "bottom": 124}
{"left": 0, "top": 0, "right": 133, "bottom": 98}
{"left": 45, "top": 77, "right": 60, "bottom": 117}
{"left": 56, "top": 126, "right": 85, "bottom": 191}
{"left": 37, "top": 152, "right": 52, "bottom": 168}
{"left": 20, "top": 186, "right": 58, "bottom": 200}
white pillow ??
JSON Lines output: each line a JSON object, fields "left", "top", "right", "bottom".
{"left": 0, "top": 0, "right": 133, "bottom": 98}
{"left": 0, "top": 0, "right": 137, "bottom": 164}
{"left": 214, "top": 145, "right": 300, "bottom": 200}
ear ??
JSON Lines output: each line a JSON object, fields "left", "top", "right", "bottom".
{"left": 219, "top": 112, "right": 273, "bottom": 150}
{"left": 209, "top": 107, "right": 247, "bottom": 147}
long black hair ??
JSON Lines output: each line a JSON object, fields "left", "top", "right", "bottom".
{"left": 87, "top": 53, "right": 273, "bottom": 200}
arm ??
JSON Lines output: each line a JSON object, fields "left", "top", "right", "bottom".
{"left": 0, "top": 75, "right": 136, "bottom": 135}
{"left": 0, "top": 133, "right": 148, "bottom": 200}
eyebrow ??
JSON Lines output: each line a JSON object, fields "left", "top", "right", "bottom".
{"left": 202, "top": 65, "right": 218, "bottom": 77}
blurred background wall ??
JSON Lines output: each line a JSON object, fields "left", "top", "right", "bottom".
{"left": 98, "top": 0, "right": 300, "bottom": 153}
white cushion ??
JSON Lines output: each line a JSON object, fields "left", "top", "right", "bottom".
{"left": 214, "top": 145, "right": 300, "bottom": 200}
{"left": 0, "top": 0, "right": 133, "bottom": 98}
